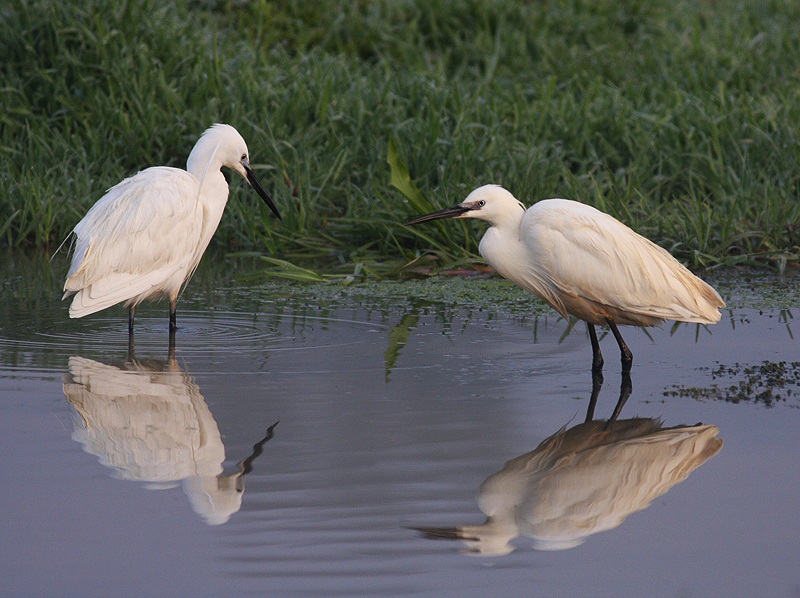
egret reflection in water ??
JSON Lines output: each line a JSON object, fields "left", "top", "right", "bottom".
{"left": 63, "top": 354, "right": 277, "bottom": 525}
{"left": 414, "top": 382, "right": 723, "bottom": 555}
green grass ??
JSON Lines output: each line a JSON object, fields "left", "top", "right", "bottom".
{"left": 2, "top": 0, "right": 800, "bottom": 276}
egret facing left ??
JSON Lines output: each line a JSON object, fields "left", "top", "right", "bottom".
{"left": 62, "top": 124, "right": 281, "bottom": 334}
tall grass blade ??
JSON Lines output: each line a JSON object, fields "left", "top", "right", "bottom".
{"left": 258, "top": 257, "right": 326, "bottom": 282}
{"left": 387, "top": 135, "right": 434, "bottom": 214}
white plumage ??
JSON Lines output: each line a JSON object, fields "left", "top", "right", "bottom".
{"left": 63, "top": 124, "right": 281, "bottom": 333}
{"left": 408, "top": 184, "right": 725, "bottom": 372}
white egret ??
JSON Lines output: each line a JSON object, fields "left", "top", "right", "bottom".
{"left": 62, "top": 124, "right": 281, "bottom": 334}
{"left": 407, "top": 185, "right": 725, "bottom": 373}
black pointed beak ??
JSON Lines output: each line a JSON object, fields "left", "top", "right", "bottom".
{"left": 406, "top": 204, "right": 471, "bottom": 225}
{"left": 244, "top": 164, "right": 282, "bottom": 220}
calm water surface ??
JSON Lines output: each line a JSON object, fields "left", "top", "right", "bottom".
{"left": 1, "top": 256, "right": 799, "bottom": 597}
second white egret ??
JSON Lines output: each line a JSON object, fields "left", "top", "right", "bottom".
{"left": 407, "top": 185, "right": 725, "bottom": 373}
{"left": 62, "top": 123, "right": 281, "bottom": 334}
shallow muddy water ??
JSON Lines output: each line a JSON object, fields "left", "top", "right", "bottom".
{"left": 1, "top": 255, "right": 799, "bottom": 597}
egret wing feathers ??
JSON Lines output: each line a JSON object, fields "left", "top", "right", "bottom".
{"left": 64, "top": 167, "right": 203, "bottom": 316}
{"left": 520, "top": 200, "right": 724, "bottom": 326}
{"left": 67, "top": 265, "right": 191, "bottom": 318}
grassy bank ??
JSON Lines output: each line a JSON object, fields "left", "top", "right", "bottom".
{"left": 2, "top": 0, "right": 799, "bottom": 275}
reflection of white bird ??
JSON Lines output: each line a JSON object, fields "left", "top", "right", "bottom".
{"left": 415, "top": 418, "right": 723, "bottom": 555}
{"left": 64, "top": 355, "right": 275, "bottom": 525}
{"left": 408, "top": 185, "right": 725, "bottom": 372}
{"left": 62, "top": 124, "right": 282, "bottom": 334}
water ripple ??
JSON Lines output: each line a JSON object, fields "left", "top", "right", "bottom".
{"left": 0, "top": 308, "right": 388, "bottom": 368}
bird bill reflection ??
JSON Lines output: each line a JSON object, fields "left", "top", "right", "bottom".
{"left": 63, "top": 355, "right": 276, "bottom": 525}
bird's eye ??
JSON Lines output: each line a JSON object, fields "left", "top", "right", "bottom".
{"left": 241, "top": 153, "right": 247, "bottom": 162}
{"left": 478, "top": 200, "right": 486, "bottom": 207}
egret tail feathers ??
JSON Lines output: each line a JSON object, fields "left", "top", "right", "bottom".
{"left": 67, "top": 267, "right": 181, "bottom": 318}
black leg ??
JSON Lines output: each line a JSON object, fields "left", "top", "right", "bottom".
{"left": 588, "top": 323, "right": 604, "bottom": 372}
{"left": 606, "top": 318, "right": 633, "bottom": 374}
{"left": 606, "top": 371, "right": 633, "bottom": 427}
{"left": 169, "top": 300, "right": 177, "bottom": 333}
{"left": 128, "top": 305, "right": 135, "bottom": 335}
{"left": 168, "top": 326, "right": 176, "bottom": 360}
{"left": 127, "top": 327, "right": 135, "bottom": 361}
{"left": 585, "top": 367, "right": 604, "bottom": 422}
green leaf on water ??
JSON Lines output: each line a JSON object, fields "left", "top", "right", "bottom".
{"left": 384, "top": 311, "right": 419, "bottom": 382}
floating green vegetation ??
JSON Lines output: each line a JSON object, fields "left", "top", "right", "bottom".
{"left": 702, "top": 268, "right": 800, "bottom": 310}
{"left": 665, "top": 361, "right": 800, "bottom": 407}
{"left": 241, "top": 275, "right": 554, "bottom": 320}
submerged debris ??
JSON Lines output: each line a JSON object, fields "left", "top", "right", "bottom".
{"left": 664, "top": 361, "right": 800, "bottom": 407}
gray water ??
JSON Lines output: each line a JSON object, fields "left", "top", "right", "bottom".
{"left": 1, "top": 255, "right": 799, "bottom": 597}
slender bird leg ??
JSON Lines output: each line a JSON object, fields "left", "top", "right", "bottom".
{"left": 128, "top": 305, "right": 135, "bottom": 335}
{"left": 127, "top": 327, "right": 136, "bottom": 362}
{"left": 606, "top": 318, "right": 633, "bottom": 374}
{"left": 169, "top": 298, "right": 178, "bottom": 333}
{"left": 585, "top": 367, "right": 604, "bottom": 422}
{"left": 168, "top": 326, "right": 176, "bottom": 360}
{"left": 587, "top": 323, "right": 604, "bottom": 372}
{"left": 606, "top": 371, "right": 633, "bottom": 428}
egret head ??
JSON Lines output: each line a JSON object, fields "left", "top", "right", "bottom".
{"left": 406, "top": 185, "right": 525, "bottom": 227}
{"left": 189, "top": 124, "right": 281, "bottom": 220}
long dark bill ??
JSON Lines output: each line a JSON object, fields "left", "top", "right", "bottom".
{"left": 244, "top": 164, "right": 282, "bottom": 220}
{"left": 406, "top": 204, "right": 471, "bottom": 225}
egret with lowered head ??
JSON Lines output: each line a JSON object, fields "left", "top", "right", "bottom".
{"left": 407, "top": 185, "right": 724, "bottom": 373}
{"left": 63, "top": 124, "right": 281, "bottom": 335}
